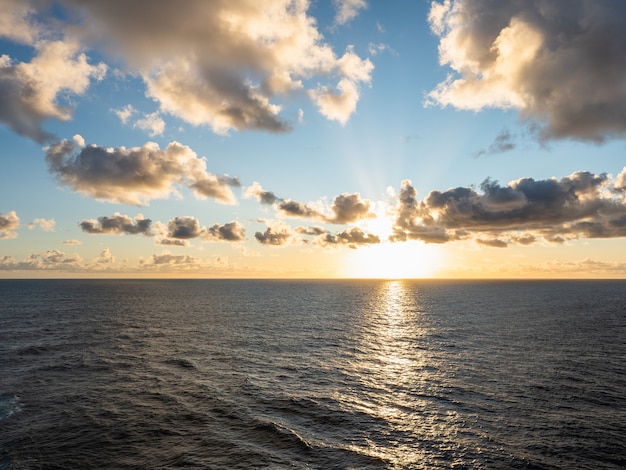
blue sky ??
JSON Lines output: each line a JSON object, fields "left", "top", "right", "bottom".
{"left": 1, "top": 0, "right": 625, "bottom": 278}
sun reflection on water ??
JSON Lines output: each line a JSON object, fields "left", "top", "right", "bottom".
{"left": 344, "top": 281, "right": 426, "bottom": 464}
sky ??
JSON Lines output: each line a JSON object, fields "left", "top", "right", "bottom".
{"left": 1, "top": 0, "right": 625, "bottom": 279}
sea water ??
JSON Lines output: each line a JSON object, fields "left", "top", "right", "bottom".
{"left": 1, "top": 279, "right": 625, "bottom": 469}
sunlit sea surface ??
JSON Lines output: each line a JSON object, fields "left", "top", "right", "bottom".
{"left": 1, "top": 279, "right": 625, "bottom": 469}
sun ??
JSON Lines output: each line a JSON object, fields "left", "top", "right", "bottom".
{"left": 341, "top": 240, "right": 444, "bottom": 279}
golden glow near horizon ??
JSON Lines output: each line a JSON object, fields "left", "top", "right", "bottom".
{"left": 342, "top": 241, "right": 444, "bottom": 279}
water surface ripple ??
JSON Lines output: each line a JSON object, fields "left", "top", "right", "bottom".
{"left": 1, "top": 279, "right": 625, "bottom": 469}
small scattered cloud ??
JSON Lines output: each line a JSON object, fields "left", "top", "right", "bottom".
{"left": 334, "top": 0, "right": 368, "bottom": 25}
{"left": 368, "top": 42, "right": 395, "bottom": 56}
{"left": 245, "top": 182, "right": 375, "bottom": 224}
{"left": 28, "top": 218, "right": 55, "bottom": 232}
{"left": 474, "top": 128, "right": 516, "bottom": 157}
{"left": 313, "top": 226, "right": 380, "bottom": 249}
{"left": 133, "top": 111, "right": 165, "bottom": 137}
{"left": 80, "top": 213, "right": 152, "bottom": 235}
{"left": 477, "top": 238, "right": 508, "bottom": 248}
{"left": 255, "top": 222, "right": 297, "bottom": 246}
{"left": 0, "top": 211, "right": 19, "bottom": 239}
{"left": 204, "top": 221, "right": 246, "bottom": 242}
{"left": 158, "top": 216, "right": 245, "bottom": 245}
{"left": 112, "top": 105, "right": 135, "bottom": 125}
{"left": 96, "top": 248, "right": 115, "bottom": 264}
{"left": 139, "top": 253, "right": 201, "bottom": 271}
{"left": 62, "top": 239, "right": 81, "bottom": 245}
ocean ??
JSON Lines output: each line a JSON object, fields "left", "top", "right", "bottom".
{"left": 0, "top": 279, "right": 625, "bottom": 469}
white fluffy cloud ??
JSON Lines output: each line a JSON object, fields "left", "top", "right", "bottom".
{"left": 428, "top": 0, "right": 626, "bottom": 142}
{"left": 0, "top": 40, "right": 106, "bottom": 142}
{"left": 40, "top": 0, "right": 373, "bottom": 134}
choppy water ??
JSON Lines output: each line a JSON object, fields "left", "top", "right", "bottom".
{"left": 0, "top": 279, "right": 625, "bottom": 469}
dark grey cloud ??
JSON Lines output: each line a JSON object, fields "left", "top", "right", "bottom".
{"left": 329, "top": 193, "right": 375, "bottom": 224}
{"left": 276, "top": 200, "right": 326, "bottom": 221}
{"left": 474, "top": 129, "right": 516, "bottom": 157}
{"left": 477, "top": 238, "right": 508, "bottom": 248}
{"left": 80, "top": 213, "right": 152, "bottom": 235}
{"left": 156, "top": 238, "right": 189, "bottom": 247}
{"left": 255, "top": 224, "right": 295, "bottom": 246}
{"left": 295, "top": 225, "right": 327, "bottom": 236}
{"left": 204, "top": 221, "right": 246, "bottom": 242}
{"left": 315, "top": 227, "right": 380, "bottom": 249}
{"left": 245, "top": 182, "right": 374, "bottom": 224}
{"left": 429, "top": 0, "right": 626, "bottom": 142}
{"left": 391, "top": 168, "right": 626, "bottom": 245}
{"left": 161, "top": 217, "right": 245, "bottom": 244}
{"left": 45, "top": 137, "right": 238, "bottom": 205}
{"left": 149, "top": 254, "right": 199, "bottom": 266}
{"left": 165, "top": 216, "right": 204, "bottom": 240}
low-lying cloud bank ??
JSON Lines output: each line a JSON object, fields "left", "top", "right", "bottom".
{"left": 390, "top": 167, "right": 626, "bottom": 246}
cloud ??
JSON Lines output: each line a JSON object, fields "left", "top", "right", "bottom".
{"left": 368, "top": 42, "right": 394, "bottom": 56}
{"left": 390, "top": 167, "right": 626, "bottom": 245}
{"left": 28, "top": 218, "right": 55, "bottom": 232}
{"left": 113, "top": 105, "right": 135, "bottom": 124}
{"left": 474, "top": 128, "right": 516, "bottom": 157}
{"left": 245, "top": 182, "right": 374, "bottom": 224}
{"left": 159, "top": 216, "right": 245, "bottom": 245}
{"left": 314, "top": 226, "right": 380, "bottom": 249}
{"left": 204, "top": 221, "right": 246, "bottom": 242}
{"left": 96, "top": 248, "right": 114, "bottom": 264}
{"left": 163, "top": 216, "right": 204, "bottom": 240}
{"left": 334, "top": 0, "right": 367, "bottom": 25}
{"left": 0, "top": 40, "right": 106, "bottom": 143}
{"left": 62, "top": 239, "right": 81, "bottom": 245}
{"left": 156, "top": 238, "right": 189, "bottom": 247}
{"left": 330, "top": 192, "right": 375, "bottom": 224}
{"left": 0, "top": 250, "right": 81, "bottom": 270}
{"left": 0, "top": 0, "right": 39, "bottom": 44}
{"left": 146, "top": 253, "right": 200, "bottom": 266}
{"left": 477, "top": 238, "right": 508, "bottom": 248}
{"left": 0, "top": 211, "right": 20, "bottom": 239}
{"left": 428, "top": 0, "right": 626, "bottom": 142}
{"left": 133, "top": 111, "right": 165, "bottom": 137}
{"left": 45, "top": 137, "right": 239, "bottom": 205}
{"left": 80, "top": 213, "right": 152, "bottom": 235}
{"left": 309, "top": 46, "right": 373, "bottom": 124}
{"left": 244, "top": 182, "right": 281, "bottom": 205}
{"left": 255, "top": 222, "right": 297, "bottom": 246}
{"left": 616, "top": 167, "right": 626, "bottom": 193}
{"left": 34, "top": 0, "right": 373, "bottom": 134}
{"left": 264, "top": 222, "right": 380, "bottom": 249}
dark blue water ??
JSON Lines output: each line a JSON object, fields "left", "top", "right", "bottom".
{"left": 1, "top": 279, "right": 625, "bottom": 469}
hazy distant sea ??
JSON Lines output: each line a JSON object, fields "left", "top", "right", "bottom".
{"left": 1, "top": 279, "right": 625, "bottom": 469}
